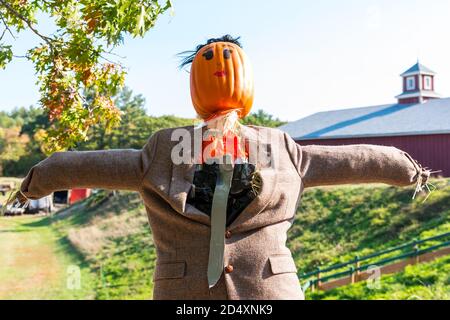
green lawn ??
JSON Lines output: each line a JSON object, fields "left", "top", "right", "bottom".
{"left": 0, "top": 215, "right": 96, "bottom": 299}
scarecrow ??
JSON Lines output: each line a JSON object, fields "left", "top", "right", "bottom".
{"left": 8, "top": 35, "right": 431, "bottom": 300}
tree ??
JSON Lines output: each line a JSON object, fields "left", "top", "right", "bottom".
{"left": 240, "top": 109, "right": 287, "bottom": 128}
{"left": 76, "top": 86, "right": 195, "bottom": 150}
{"left": 78, "top": 86, "right": 150, "bottom": 150}
{"left": 0, "top": 89, "right": 195, "bottom": 176}
{"left": 0, "top": 0, "right": 172, "bottom": 154}
{"left": 0, "top": 126, "right": 29, "bottom": 175}
{"left": 10, "top": 106, "right": 50, "bottom": 135}
{"left": 0, "top": 106, "right": 48, "bottom": 176}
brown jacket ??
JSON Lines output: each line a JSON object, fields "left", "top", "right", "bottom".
{"left": 18, "top": 125, "right": 429, "bottom": 300}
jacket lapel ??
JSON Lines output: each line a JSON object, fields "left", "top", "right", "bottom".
{"left": 167, "top": 126, "right": 212, "bottom": 226}
{"left": 170, "top": 162, "right": 214, "bottom": 226}
{"left": 227, "top": 125, "right": 278, "bottom": 231}
{"left": 227, "top": 166, "right": 277, "bottom": 232}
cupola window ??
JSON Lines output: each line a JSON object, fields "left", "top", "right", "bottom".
{"left": 406, "top": 77, "right": 416, "bottom": 91}
{"left": 424, "top": 76, "right": 432, "bottom": 90}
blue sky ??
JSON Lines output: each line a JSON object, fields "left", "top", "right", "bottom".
{"left": 1, "top": 0, "right": 450, "bottom": 121}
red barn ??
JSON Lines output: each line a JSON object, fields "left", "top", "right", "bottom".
{"left": 280, "top": 62, "right": 450, "bottom": 177}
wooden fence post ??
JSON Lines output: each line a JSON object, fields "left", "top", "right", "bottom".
{"left": 316, "top": 267, "right": 322, "bottom": 291}
{"left": 350, "top": 266, "right": 356, "bottom": 284}
{"left": 355, "top": 255, "right": 361, "bottom": 282}
{"left": 414, "top": 238, "right": 420, "bottom": 264}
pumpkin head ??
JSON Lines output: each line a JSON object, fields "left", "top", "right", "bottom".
{"left": 189, "top": 40, "right": 254, "bottom": 120}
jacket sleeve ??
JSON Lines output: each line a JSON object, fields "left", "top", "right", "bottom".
{"left": 17, "top": 133, "right": 158, "bottom": 201}
{"left": 283, "top": 132, "right": 430, "bottom": 189}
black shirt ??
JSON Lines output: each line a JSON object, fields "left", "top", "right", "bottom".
{"left": 187, "top": 163, "right": 257, "bottom": 227}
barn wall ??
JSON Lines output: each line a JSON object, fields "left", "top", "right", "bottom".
{"left": 296, "top": 134, "right": 450, "bottom": 177}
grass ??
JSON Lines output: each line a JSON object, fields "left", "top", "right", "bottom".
{"left": 309, "top": 255, "right": 450, "bottom": 300}
{"left": 290, "top": 179, "right": 450, "bottom": 274}
{"left": 1, "top": 177, "right": 449, "bottom": 300}
{"left": 0, "top": 215, "right": 96, "bottom": 299}
{"left": 292, "top": 178, "right": 450, "bottom": 300}
{"left": 50, "top": 191, "right": 156, "bottom": 299}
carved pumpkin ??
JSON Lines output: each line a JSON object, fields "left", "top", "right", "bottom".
{"left": 190, "top": 42, "right": 254, "bottom": 120}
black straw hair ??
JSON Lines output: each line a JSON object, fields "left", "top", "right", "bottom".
{"left": 178, "top": 35, "right": 242, "bottom": 70}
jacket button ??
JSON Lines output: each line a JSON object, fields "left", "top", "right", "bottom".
{"left": 225, "top": 231, "right": 232, "bottom": 239}
{"left": 225, "top": 265, "right": 234, "bottom": 273}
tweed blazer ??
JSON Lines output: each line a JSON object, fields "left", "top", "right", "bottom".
{"left": 18, "top": 125, "right": 429, "bottom": 300}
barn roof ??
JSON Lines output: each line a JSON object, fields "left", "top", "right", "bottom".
{"left": 279, "top": 98, "right": 450, "bottom": 141}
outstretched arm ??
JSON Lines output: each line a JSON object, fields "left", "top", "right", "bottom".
{"left": 15, "top": 134, "right": 158, "bottom": 203}
{"left": 283, "top": 133, "right": 430, "bottom": 189}
{"left": 299, "top": 144, "right": 429, "bottom": 188}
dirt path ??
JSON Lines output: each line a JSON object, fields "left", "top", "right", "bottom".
{"left": 0, "top": 216, "right": 95, "bottom": 299}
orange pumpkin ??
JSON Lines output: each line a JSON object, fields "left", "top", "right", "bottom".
{"left": 190, "top": 42, "right": 254, "bottom": 120}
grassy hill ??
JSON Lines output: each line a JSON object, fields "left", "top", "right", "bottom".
{"left": 291, "top": 179, "right": 450, "bottom": 272}
{"left": 48, "top": 178, "right": 450, "bottom": 299}
{"left": 51, "top": 191, "right": 156, "bottom": 299}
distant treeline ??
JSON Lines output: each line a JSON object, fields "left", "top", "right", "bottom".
{"left": 0, "top": 87, "right": 285, "bottom": 177}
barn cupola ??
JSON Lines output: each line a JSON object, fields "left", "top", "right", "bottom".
{"left": 396, "top": 62, "right": 440, "bottom": 104}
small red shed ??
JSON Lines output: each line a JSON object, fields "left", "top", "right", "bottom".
{"left": 69, "top": 188, "right": 92, "bottom": 204}
{"left": 53, "top": 188, "right": 91, "bottom": 205}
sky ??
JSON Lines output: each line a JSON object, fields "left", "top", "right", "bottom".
{"left": 1, "top": 0, "right": 450, "bottom": 121}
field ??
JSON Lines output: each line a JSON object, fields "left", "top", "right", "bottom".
{"left": 0, "top": 178, "right": 448, "bottom": 299}
{"left": 0, "top": 216, "right": 95, "bottom": 299}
